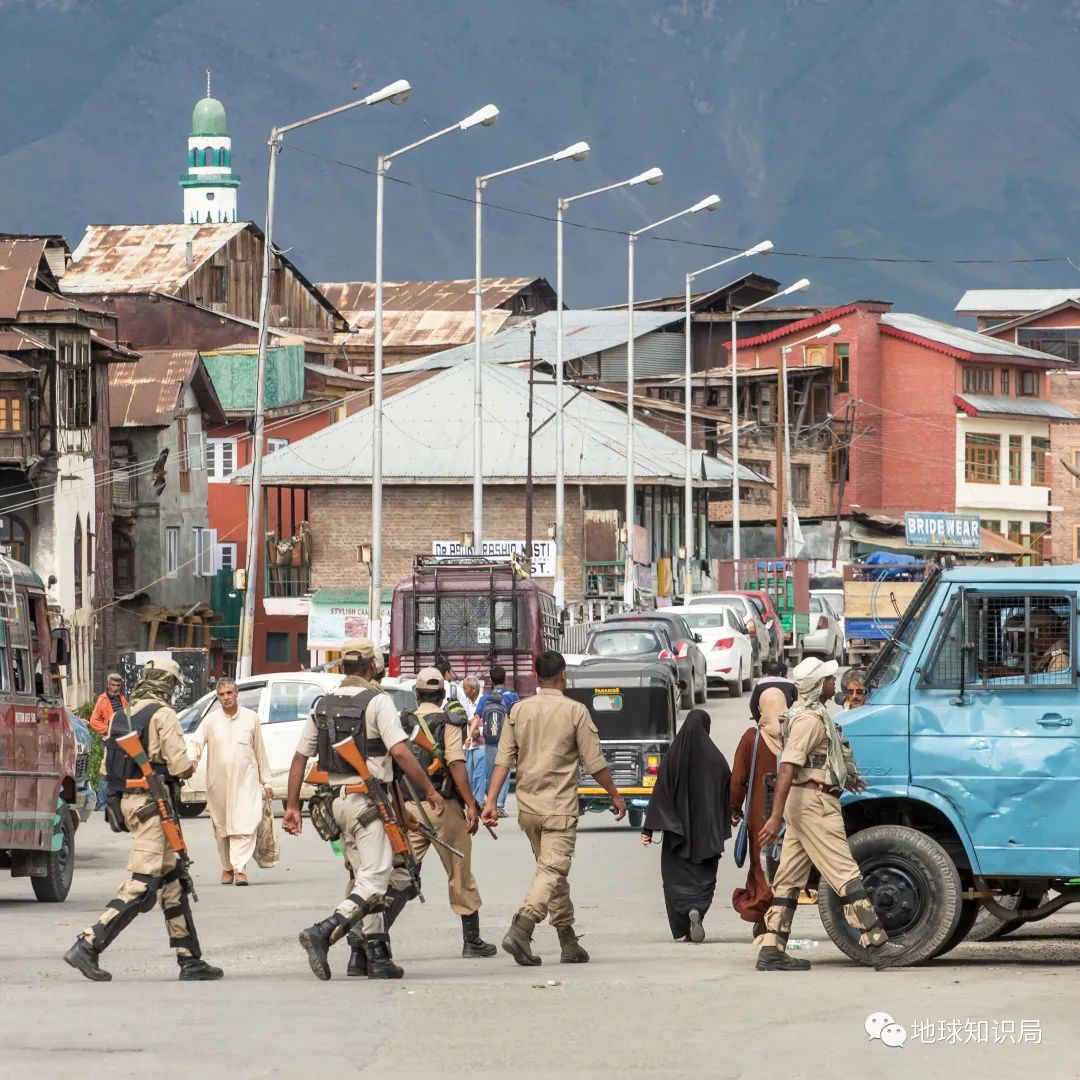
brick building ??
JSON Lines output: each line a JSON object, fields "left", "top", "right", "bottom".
{"left": 245, "top": 359, "right": 756, "bottom": 653}
{"left": 709, "top": 302, "right": 1073, "bottom": 559}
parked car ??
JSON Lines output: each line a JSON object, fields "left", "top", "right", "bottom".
{"left": 66, "top": 711, "right": 97, "bottom": 823}
{"left": 177, "top": 672, "right": 419, "bottom": 815}
{"left": 813, "top": 588, "right": 845, "bottom": 619}
{"left": 601, "top": 611, "right": 707, "bottom": 708}
{"left": 668, "top": 605, "right": 754, "bottom": 697}
{"left": 805, "top": 593, "right": 845, "bottom": 659}
{"left": 684, "top": 593, "right": 767, "bottom": 676}
{"left": 738, "top": 590, "right": 784, "bottom": 663}
{"left": 582, "top": 625, "right": 681, "bottom": 689}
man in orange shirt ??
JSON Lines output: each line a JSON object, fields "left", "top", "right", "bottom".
{"left": 89, "top": 674, "right": 127, "bottom": 736}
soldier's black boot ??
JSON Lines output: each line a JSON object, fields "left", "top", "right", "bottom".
{"left": 502, "top": 913, "right": 542, "bottom": 966}
{"left": 556, "top": 924, "right": 590, "bottom": 964}
{"left": 298, "top": 913, "right": 348, "bottom": 981}
{"left": 869, "top": 940, "right": 907, "bottom": 970}
{"left": 346, "top": 930, "right": 367, "bottom": 977}
{"left": 461, "top": 912, "right": 498, "bottom": 958}
{"left": 64, "top": 938, "right": 111, "bottom": 982}
{"left": 178, "top": 955, "right": 225, "bottom": 981}
{"left": 756, "top": 946, "right": 811, "bottom": 971}
{"left": 365, "top": 933, "right": 404, "bottom": 979}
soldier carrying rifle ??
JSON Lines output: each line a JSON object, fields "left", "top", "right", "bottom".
{"left": 64, "top": 659, "right": 224, "bottom": 982}
{"left": 283, "top": 639, "right": 445, "bottom": 980}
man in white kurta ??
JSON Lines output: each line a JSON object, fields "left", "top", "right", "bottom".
{"left": 188, "top": 679, "right": 271, "bottom": 885}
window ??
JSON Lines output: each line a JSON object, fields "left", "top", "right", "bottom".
{"left": 792, "top": 464, "right": 811, "bottom": 507}
{"left": 829, "top": 434, "right": 850, "bottom": 483}
{"left": 192, "top": 527, "right": 215, "bottom": 576}
{"left": 10, "top": 596, "right": 31, "bottom": 696}
{"left": 982, "top": 519, "right": 1002, "bottom": 535}
{"left": 743, "top": 459, "right": 772, "bottom": 502}
{"left": 1001, "top": 369, "right": 1010, "bottom": 395}
{"left": 265, "top": 632, "right": 291, "bottom": 665}
{"left": 1019, "top": 371, "right": 1039, "bottom": 397}
{"left": 1017, "top": 327, "right": 1080, "bottom": 363}
{"left": 297, "top": 632, "right": 308, "bottom": 661}
{"left": 962, "top": 367, "right": 994, "bottom": 394}
{"left": 964, "top": 432, "right": 1000, "bottom": 483}
{"left": 407, "top": 593, "right": 528, "bottom": 652}
{"left": 206, "top": 437, "right": 237, "bottom": 482}
{"left": 166, "top": 526, "right": 181, "bottom": 578}
{"left": 922, "top": 591, "right": 1074, "bottom": 689}
{"left": 1031, "top": 436, "right": 1049, "bottom": 486}
{"left": 86, "top": 513, "right": 94, "bottom": 579}
{"left": 74, "top": 518, "right": 83, "bottom": 608}
{"left": 1008, "top": 520, "right": 1023, "bottom": 545}
{"left": 177, "top": 416, "right": 191, "bottom": 493}
{"left": 209, "top": 265, "right": 228, "bottom": 304}
{"left": 267, "top": 437, "right": 289, "bottom": 454}
{"left": 215, "top": 541, "right": 237, "bottom": 573}
{"left": 267, "top": 679, "right": 323, "bottom": 722}
{"left": 0, "top": 397, "right": 23, "bottom": 432}
{"left": 1008, "top": 434, "right": 1023, "bottom": 484}
{"left": 186, "top": 429, "right": 205, "bottom": 473}
{"left": 757, "top": 383, "right": 775, "bottom": 423}
{"left": 114, "top": 529, "right": 136, "bottom": 595}
{"left": 59, "top": 340, "right": 92, "bottom": 429}
{"left": 834, "top": 344, "right": 849, "bottom": 393}
{"left": 0, "top": 514, "right": 30, "bottom": 563}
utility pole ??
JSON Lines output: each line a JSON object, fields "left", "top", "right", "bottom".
{"left": 524, "top": 322, "right": 536, "bottom": 568}
{"left": 774, "top": 367, "right": 785, "bottom": 557}
{"left": 832, "top": 400, "right": 855, "bottom": 566}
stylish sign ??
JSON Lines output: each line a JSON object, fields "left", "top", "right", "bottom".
{"left": 904, "top": 512, "right": 981, "bottom": 549}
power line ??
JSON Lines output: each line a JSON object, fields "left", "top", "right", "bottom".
{"left": 285, "top": 141, "right": 1073, "bottom": 269}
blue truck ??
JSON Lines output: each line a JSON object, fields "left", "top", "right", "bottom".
{"left": 819, "top": 562, "right": 1080, "bottom": 965}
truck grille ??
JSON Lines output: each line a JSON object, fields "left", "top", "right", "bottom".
{"left": 579, "top": 748, "right": 640, "bottom": 788}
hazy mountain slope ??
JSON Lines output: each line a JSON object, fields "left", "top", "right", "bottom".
{"left": 4, "top": 0, "right": 1080, "bottom": 319}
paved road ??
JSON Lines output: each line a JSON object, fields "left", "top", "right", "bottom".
{"left": 1, "top": 689, "right": 1075, "bottom": 1078}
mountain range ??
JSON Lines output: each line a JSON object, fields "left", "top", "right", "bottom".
{"left": 4, "top": 0, "right": 1080, "bottom": 322}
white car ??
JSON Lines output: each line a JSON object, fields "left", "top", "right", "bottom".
{"left": 668, "top": 605, "right": 754, "bottom": 698}
{"left": 177, "top": 672, "right": 418, "bottom": 815}
{"left": 804, "top": 594, "right": 845, "bottom": 660}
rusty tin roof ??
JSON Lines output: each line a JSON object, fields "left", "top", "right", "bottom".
{"left": 109, "top": 348, "right": 224, "bottom": 428}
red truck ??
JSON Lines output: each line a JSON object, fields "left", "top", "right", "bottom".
{"left": 0, "top": 557, "right": 79, "bottom": 901}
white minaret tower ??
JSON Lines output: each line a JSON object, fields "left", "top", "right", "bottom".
{"left": 180, "top": 72, "right": 240, "bottom": 224}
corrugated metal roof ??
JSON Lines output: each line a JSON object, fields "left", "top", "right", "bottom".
{"left": 385, "top": 309, "right": 684, "bottom": 375}
{"left": 955, "top": 289, "right": 1080, "bottom": 315}
{"left": 0, "top": 354, "right": 35, "bottom": 376}
{"left": 0, "top": 238, "right": 47, "bottom": 319}
{"left": 955, "top": 394, "right": 1080, "bottom": 421}
{"left": 339, "top": 310, "right": 512, "bottom": 350}
{"left": 244, "top": 359, "right": 759, "bottom": 486}
{"left": 64, "top": 222, "right": 248, "bottom": 294}
{"left": 304, "top": 361, "right": 368, "bottom": 384}
{"left": 109, "top": 349, "right": 199, "bottom": 427}
{"left": 320, "top": 277, "right": 535, "bottom": 316}
{"left": 881, "top": 312, "right": 1066, "bottom": 362}
{"left": 0, "top": 328, "right": 48, "bottom": 352}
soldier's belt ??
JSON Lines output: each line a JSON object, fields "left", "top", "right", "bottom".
{"left": 793, "top": 779, "right": 842, "bottom": 797}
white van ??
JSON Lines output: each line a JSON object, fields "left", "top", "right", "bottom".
{"left": 177, "top": 673, "right": 417, "bottom": 815}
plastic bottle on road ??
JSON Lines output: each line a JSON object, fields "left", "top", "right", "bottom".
{"left": 787, "top": 939, "right": 818, "bottom": 951}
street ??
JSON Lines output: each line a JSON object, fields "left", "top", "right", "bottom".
{"left": 1, "top": 690, "right": 1075, "bottom": 1080}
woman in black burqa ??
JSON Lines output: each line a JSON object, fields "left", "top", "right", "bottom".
{"left": 641, "top": 709, "right": 732, "bottom": 942}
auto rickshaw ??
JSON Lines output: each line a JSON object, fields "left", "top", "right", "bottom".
{"left": 565, "top": 659, "right": 678, "bottom": 828}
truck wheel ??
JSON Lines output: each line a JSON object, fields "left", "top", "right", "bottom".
{"left": 32, "top": 807, "right": 75, "bottom": 903}
{"left": 628, "top": 810, "right": 644, "bottom": 829}
{"left": 816, "top": 824, "right": 962, "bottom": 967}
{"left": 179, "top": 801, "right": 206, "bottom": 818}
{"left": 930, "top": 898, "right": 980, "bottom": 959}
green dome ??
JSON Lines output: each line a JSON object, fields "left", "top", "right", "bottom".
{"left": 192, "top": 96, "right": 227, "bottom": 136}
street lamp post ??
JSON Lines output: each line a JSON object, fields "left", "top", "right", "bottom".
{"left": 729, "top": 277, "right": 811, "bottom": 564}
{"left": 236, "top": 78, "right": 411, "bottom": 679}
{"left": 682, "top": 241, "right": 773, "bottom": 599}
{"left": 554, "top": 166, "right": 663, "bottom": 610}
{"left": 623, "top": 195, "right": 720, "bottom": 606}
{"left": 369, "top": 104, "right": 499, "bottom": 646}
{"left": 473, "top": 141, "right": 590, "bottom": 556}
{"left": 777, "top": 323, "right": 841, "bottom": 557}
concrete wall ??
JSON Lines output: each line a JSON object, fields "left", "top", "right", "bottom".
{"left": 1048, "top": 371, "right": 1080, "bottom": 561}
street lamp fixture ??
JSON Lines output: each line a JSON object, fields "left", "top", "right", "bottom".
{"left": 729, "top": 277, "right": 811, "bottom": 561}
{"left": 357, "top": 543, "right": 373, "bottom": 565}
{"left": 624, "top": 194, "right": 721, "bottom": 605}
{"left": 777, "top": 322, "right": 841, "bottom": 557}
{"left": 236, "top": 77, "right": 411, "bottom": 679}
{"left": 681, "top": 240, "right": 773, "bottom": 598}
{"left": 472, "top": 141, "right": 591, "bottom": 556}
{"left": 367, "top": 103, "right": 499, "bottom": 647}
{"left": 552, "top": 165, "right": 663, "bottom": 609}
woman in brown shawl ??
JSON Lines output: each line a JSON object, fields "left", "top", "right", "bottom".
{"left": 729, "top": 685, "right": 786, "bottom": 935}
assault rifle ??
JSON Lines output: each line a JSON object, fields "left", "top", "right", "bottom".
{"left": 115, "top": 730, "right": 198, "bottom": 902}
{"left": 396, "top": 773, "right": 465, "bottom": 859}
{"left": 332, "top": 736, "right": 425, "bottom": 904}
